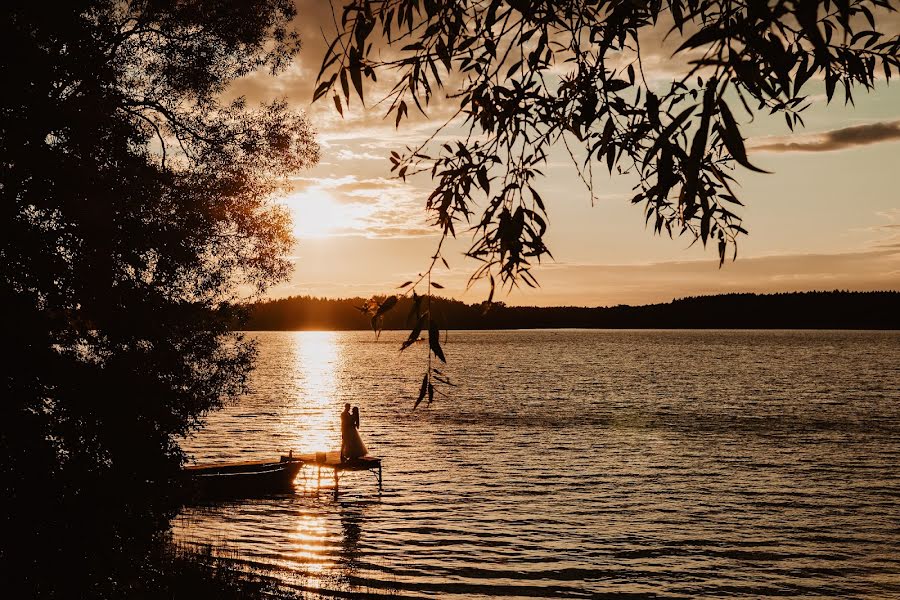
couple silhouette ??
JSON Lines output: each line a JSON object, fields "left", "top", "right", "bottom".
{"left": 340, "top": 403, "right": 368, "bottom": 462}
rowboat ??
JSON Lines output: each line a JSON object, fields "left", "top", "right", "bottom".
{"left": 182, "top": 451, "right": 383, "bottom": 499}
{"left": 182, "top": 455, "right": 303, "bottom": 498}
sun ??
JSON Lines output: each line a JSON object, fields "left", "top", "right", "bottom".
{"left": 288, "top": 187, "right": 347, "bottom": 239}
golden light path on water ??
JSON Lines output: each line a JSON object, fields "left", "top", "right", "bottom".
{"left": 288, "top": 513, "right": 330, "bottom": 587}
{"left": 288, "top": 331, "right": 341, "bottom": 456}
{"left": 287, "top": 332, "right": 338, "bottom": 585}
{"left": 177, "top": 332, "right": 353, "bottom": 590}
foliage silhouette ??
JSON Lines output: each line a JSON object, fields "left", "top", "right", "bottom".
{"left": 1, "top": 0, "right": 317, "bottom": 595}
{"left": 319, "top": 0, "right": 900, "bottom": 278}
{"left": 316, "top": 0, "right": 900, "bottom": 400}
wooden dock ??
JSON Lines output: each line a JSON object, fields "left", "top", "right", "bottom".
{"left": 290, "top": 451, "right": 383, "bottom": 491}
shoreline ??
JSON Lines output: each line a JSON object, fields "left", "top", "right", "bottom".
{"left": 244, "top": 291, "right": 900, "bottom": 331}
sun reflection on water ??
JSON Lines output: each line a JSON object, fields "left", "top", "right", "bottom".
{"left": 284, "top": 334, "right": 343, "bottom": 589}
{"left": 286, "top": 513, "right": 332, "bottom": 584}
{"left": 288, "top": 331, "right": 342, "bottom": 456}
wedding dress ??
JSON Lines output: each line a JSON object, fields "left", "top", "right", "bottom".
{"left": 342, "top": 411, "right": 368, "bottom": 459}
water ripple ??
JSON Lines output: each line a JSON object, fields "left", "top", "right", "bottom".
{"left": 176, "top": 330, "right": 900, "bottom": 598}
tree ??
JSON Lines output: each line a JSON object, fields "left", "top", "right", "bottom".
{"left": 1, "top": 0, "right": 317, "bottom": 592}
{"left": 316, "top": 0, "right": 900, "bottom": 401}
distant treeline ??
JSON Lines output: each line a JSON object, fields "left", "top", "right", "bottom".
{"left": 244, "top": 291, "right": 899, "bottom": 330}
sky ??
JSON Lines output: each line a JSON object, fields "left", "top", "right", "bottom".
{"left": 235, "top": 2, "right": 900, "bottom": 307}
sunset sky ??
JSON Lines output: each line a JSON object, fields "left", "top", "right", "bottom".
{"left": 236, "top": 2, "right": 900, "bottom": 307}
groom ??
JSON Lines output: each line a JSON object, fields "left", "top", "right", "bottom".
{"left": 339, "top": 403, "right": 352, "bottom": 462}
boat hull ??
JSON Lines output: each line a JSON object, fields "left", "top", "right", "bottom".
{"left": 182, "top": 458, "right": 303, "bottom": 499}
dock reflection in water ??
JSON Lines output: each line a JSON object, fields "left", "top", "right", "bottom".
{"left": 176, "top": 330, "right": 900, "bottom": 598}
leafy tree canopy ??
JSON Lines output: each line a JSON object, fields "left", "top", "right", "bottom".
{"left": 318, "top": 0, "right": 900, "bottom": 284}
{"left": 316, "top": 0, "right": 900, "bottom": 404}
{"left": 1, "top": 0, "right": 316, "bottom": 589}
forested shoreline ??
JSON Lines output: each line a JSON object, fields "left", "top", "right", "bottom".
{"left": 246, "top": 291, "right": 900, "bottom": 331}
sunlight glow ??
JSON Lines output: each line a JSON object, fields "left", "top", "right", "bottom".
{"left": 287, "top": 187, "right": 367, "bottom": 239}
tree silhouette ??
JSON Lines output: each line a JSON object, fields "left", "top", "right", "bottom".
{"left": 1, "top": 0, "right": 317, "bottom": 593}
{"left": 246, "top": 291, "right": 900, "bottom": 330}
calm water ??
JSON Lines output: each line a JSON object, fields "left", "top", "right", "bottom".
{"left": 176, "top": 330, "right": 900, "bottom": 598}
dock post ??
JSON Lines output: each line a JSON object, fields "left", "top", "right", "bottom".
{"left": 317, "top": 465, "right": 321, "bottom": 488}
{"left": 333, "top": 467, "right": 340, "bottom": 499}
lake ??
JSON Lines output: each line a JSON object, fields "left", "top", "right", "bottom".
{"left": 175, "top": 330, "right": 900, "bottom": 598}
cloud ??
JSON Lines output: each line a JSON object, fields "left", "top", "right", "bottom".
{"left": 335, "top": 148, "right": 384, "bottom": 161}
{"left": 285, "top": 174, "right": 433, "bottom": 238}
{"left": 868, "top": 208, "right": 900, "bottom": 249}
{"left": 751, "top": 120, "right": 900, "bottom": 153}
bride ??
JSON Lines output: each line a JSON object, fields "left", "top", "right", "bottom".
{"left": 341, "top": 405, "right": 368, "bottom": 460}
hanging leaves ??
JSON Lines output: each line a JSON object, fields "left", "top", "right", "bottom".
{"left": 643, "top": 106, "right": 696, "bottom": 169}
{"left": 316, "top": 0, "right": 900, "bottom": 406}
{"left": 362, "top": 294, "right": 399, "bottom": 336}
{"left": 428, "top": 320, "right": 446, "bottom": 363}
{"left": 315, "top": 0, "right": 900, "bottom": 281}
{"left": 400, "top": 313, "right": 425, "bottom": 351}
{"left": 375, "top": 295, "right": 398, "bottom": 317}
{"left": 414, "top": 373, "right": 428, "bottom": 409}
{"left": 370, "top": 267, "right": 456, "bottom": 406}
{"left": 717, "top": 100, "right": 769, "bottom": 174}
